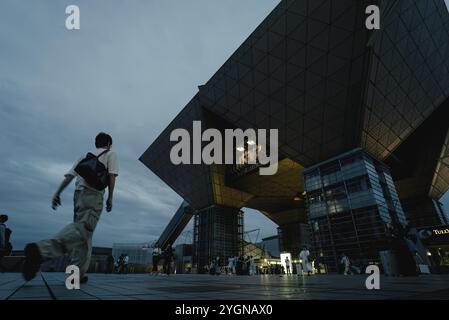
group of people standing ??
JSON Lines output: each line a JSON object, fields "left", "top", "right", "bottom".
{"left": 115, "top": 253, "right": 129, "bottom": 274}
{"left": 283, "top": 247, "right": 314, "bottom": 276}
{"left": 225, "top": 255, "right": 256, "bottom": 275}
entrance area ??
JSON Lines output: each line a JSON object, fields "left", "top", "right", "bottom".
{"left": 419, "top": 225, "right": 449, "bottom": 273}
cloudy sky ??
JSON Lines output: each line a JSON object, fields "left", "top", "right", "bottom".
{"left": 1, "top": 1, "right": 448, "bottom": 250}
{"left": 0, "top": 0, "right": 282, "bottom": 249}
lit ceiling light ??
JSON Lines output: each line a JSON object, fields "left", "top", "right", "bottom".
{"left": 236, "top": 146, "right": 245, "bottom": 152}
{"left": 247, "top": 140, "right": 256, "bottom": 145}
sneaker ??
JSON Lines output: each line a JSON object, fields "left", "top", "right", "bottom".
{"left": 22, "top": 243, "right": 42, "bottom": 281}
{"left": 80, "top": 276, "right": 88, "bottom": 284}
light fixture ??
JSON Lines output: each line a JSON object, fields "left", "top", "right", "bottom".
{"left": 293, "top": 192, "right": 301, "bottom": 201}
{"left": 247, "top": 140, "right": 256, "bottom": 145}
{"left": 236, "top": 146, "right": 245, "bottom": 152}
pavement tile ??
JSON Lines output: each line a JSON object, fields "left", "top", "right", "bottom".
{"left": 1, "top": 272, "right": 449, "bottom": 300}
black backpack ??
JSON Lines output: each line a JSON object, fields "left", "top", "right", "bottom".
{"left": 74, "top": 149, "right": 110, "bottom": 191}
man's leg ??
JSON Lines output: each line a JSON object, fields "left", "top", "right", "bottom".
{"left": 23, "top": 219, "right": 90, "bottom": 281}
{"left": 70, "top": 230, "right": 93, "bottom": 279}
{"left": 23, "top": 189, "right": 102, "bottom": 281}
{"left": 69, "top": 189, "right": 102, "bottom": 282}
{"left": 36, "top": 222, "right": 89, "bottom": 260}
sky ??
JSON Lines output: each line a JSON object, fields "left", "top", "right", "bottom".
{"left": 1, "top": 0, "right": 448, "bottom": 250}
{"left": 0, "top": 0, "right": 280, "bottom": 249}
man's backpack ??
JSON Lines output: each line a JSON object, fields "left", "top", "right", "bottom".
{"left": 74, "top": 149, "right": 110, "bottom": 191}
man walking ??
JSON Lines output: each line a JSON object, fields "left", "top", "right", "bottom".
{"left": 22, "top": 132, "right": 119, "bottom": 284}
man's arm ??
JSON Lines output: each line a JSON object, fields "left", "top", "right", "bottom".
{"left": 52, "top": 175, "right": 75, "bottom": 210}
{"left": 106, "top": 174, "right": 117, "bottom": 212}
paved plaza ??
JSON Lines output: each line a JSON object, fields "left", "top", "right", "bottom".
{"left": 1, "top": 273, "right": 449, "bottom": 300}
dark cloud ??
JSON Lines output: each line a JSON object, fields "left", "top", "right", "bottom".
{"left": 0, "top": 0, "right": 280, "bottom": 249}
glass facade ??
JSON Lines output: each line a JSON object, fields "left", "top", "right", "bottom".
{"left": 193, "top": 206, "right": 244, "bottom": 272}
{"left": 112, "top": 243, "right": 153, "bottom": 265}
{"left": 277, "top": 223, "right": 310, "bottom": 255}
{"left": 304, "top": 148, "right": 407, "bottom": 271}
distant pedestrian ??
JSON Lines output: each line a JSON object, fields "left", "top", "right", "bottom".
{"left": 299, "top": 247, "right": 311, "bottom": 276}
{"left": 0, "top": 214, "right": 12, "bottom": 257}
{"left": 215, "top": 256, "right": 220, "bottom": 275}
{"left": 123, "top": 254, "right": 129, "bottom": 274}
{"left": 232, "top": 257, "right": 237, "bottom": 275}
{"left": 245, "top": 256, "right": 251, "bottom": 275}
{"left": 236, "top": 256, "right": 243, "bottom": 275}
{"left": 249, "top": 256, "right": 256, "bottom": 275}
{"left": 22, "top": 133, "right": 119, "bottom": 284}
{"left": 341, "top": 253, "right": 352, "bottom": 275}
{"left": 227, "top": 257, "right": 234, "bottom": 275}
{"left": 164, "top": 246, "right": 173, "bottom": 276}
{"left": 152, "top": 248, "right": 160, "bottom": 275}
{"left": 285, "top": 256, "right": 291, "bottom": 275}
{"left": 117, "top": 254, "right": 125, "bottom": 273}
{"left": 0, "top": 214, "right": 13, "bottom": 272}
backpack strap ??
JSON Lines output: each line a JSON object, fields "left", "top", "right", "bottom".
{"left": 96, "top": 149, "right": 110, "bottom": 159}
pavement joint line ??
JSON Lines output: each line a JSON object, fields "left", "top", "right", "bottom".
{"left": 4, "top": 279, "right": 28, "bottom": 300}
{"left": 80, "top": 283, "right": 124, "bottom": 295}
{"left": 78, "top": 289, "right": 101, "bottom": 300}
{"left": 0, "top": 278, "right": 22, "bottom": 288}
{"left": 40, "top": 278, "right": 103, "bottom": 300}
{"left": 41, "top": 273, "right": 57, "bottom": 300}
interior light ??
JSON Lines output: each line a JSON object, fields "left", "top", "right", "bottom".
{"left": 236, "top": 146, "right": 245, "bottom": 152}
{"left": 247, "top": 140, "right": 256, "bottom": 145}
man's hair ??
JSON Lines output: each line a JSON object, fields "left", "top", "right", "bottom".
{"left": 0, "top": 215, "right": 8, "bottom": 223}
{"left": 95, "top": 132, "right": 113, "bottom": 148}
